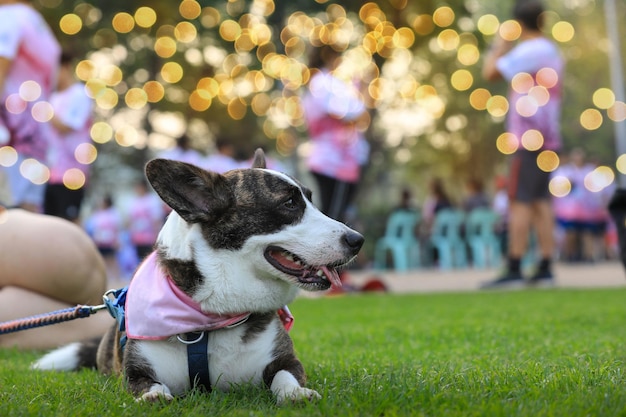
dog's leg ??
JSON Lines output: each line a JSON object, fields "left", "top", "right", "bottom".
{"left": 263, "top": 332, "right": 321, "bottom": 404}
{"left": 270, "top": 370, "right": 321, "bottom": 405}
{"left": 124, "top": 342, "right": 174, "bottom": 402}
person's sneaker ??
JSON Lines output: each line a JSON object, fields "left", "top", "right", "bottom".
{"left": 479, "top": 272, "right": 525, "bottom": 289}
{"left": 528, "top": 270, "right": 555, "bottom": 288}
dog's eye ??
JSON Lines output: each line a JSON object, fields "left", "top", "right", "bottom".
{"left": 282, "top": 197, "right": 298, "bottom": 210}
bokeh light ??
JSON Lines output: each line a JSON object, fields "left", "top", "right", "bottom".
{"left": 144, "top": 81, "right": 165, "bottom": 103}
{"left": 59, "top": 14, "right": 82, "bottom": 35}
{"left": 521, "top": 129, "right": 544, "bottom": 151}
{"left": 616, "top": 154, "right": 626, "bottom": 175}
{"left": 91, "top": 121, "right": 114, "bottom": 144}
{"left": 63, "top": 168, "right": 86, "bottom": 190}
{"left": 161, "top": 62, "right": 184, "bottom": 83}
{"left": 499, "top": 20, "right": 521, "bottom": 41}
{"left": 486, "top": 95, "right": 508, "bottom": 118}
{"left": 469, "top": 88, "right": 491, "bottom": 110}
{"left": 593, "top": 88, "right": 615, "bottom": 110}
{"left": 432, "top": 6, "right": 454, "bottom": 27}
{"left": 580, "top": 108, "right": 603, "bottom": 130}
{"left": 0, "top": 146, "right": 18, "bottom": 167}
{"left": 155, "top": 37, "right": 177, "bottom": 58}
{"left": 584, "top": 166, "right": 614, "bottom": 192}
{"left": 19, "top": 81, "right": 41, "bottom": 102}
{"left": 180, "top": 0, "right": 202, "bottom": 19}
{"left": 31, "top": 101, "right": 54, "bottom": 122}
{"left": 552, "top": 21, "right": 575, "bottom": 43}
{"left": 450, "top": 69, "right": 473, "bottom": 91}
{"left": 112, "top": 12, "right": 134, "bottom": 33}
{"left": 608, "top": 101, "right": 626, "bottom": 122}
{"left": 20, "top": 158, "right": 49, "bottom": 185}
{"left": 550, "top": 175, "right": 571, "bottom": 197}
{"left": 477, "top": 14, "right": 499, "bottom": 36}
{"left": 134, "top": 7, "right": 157, "bottom": 28}
{"left": 496, "top": 132, "right": 518, "bottom": 155}
{"left": 75, "top": 143, "right": 98, "bottom": 165}
{"left": 457, "top": 44, "right": 479, "bottom": 66}
{"left": 125, "top": 88, "right": 148, "bottom": 109}
{"left": 412, "top": 14, "right": 434, "bottom": 35}
{"left": 537, "top": 150, "right": 559, "bottom": 172}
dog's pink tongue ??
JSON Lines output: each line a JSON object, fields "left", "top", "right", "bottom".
{"left": 321, "top": 266, "right": 342, "bottom": 287}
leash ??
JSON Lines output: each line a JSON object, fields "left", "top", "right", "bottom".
{"left": 0, "top": 288, "right": 127, "bottom": 336}
{"left": 0, "top": 302, "right": 108, "bottom": 335}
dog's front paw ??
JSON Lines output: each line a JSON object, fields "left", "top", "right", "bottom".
{"left": 271, "top": 370, "right": 321, "bottom": 405}
{"left": 137, "top": 384, "right": 174, "bottom": 403}
{"left": 276, "top": 386, "right": 321, "bottom": 405}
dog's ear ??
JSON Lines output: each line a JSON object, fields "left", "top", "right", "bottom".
{"left": 145, "top": 159, "right": 233, "bottom": 224}
{"left": 251, "top": 148, "right": 266, "bottom": 169}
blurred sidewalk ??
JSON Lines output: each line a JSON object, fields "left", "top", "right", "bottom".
{"left": 345, "top": 261, "right": 626, "bottom": 294}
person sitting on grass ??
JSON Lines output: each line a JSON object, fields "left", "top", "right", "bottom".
{"left": 0, "top": 207, "right": 115, "bottom": 350}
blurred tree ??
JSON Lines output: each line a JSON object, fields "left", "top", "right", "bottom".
{"left": 34, "top": 0, "right": 625, "bottom": 218}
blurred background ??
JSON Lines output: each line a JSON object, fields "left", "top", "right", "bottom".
{"left": 9, "top": 0, "right": 624, "bottom": 261}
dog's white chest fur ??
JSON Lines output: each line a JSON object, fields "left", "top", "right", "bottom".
{"left": 137, "top": 320, "right": 279, "bottom": 395}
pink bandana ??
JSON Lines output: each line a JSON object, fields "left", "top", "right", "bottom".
{"left": 126, "top": 252, "right": 293, "bottom": 340}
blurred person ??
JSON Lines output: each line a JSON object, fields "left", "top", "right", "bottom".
{"left": 43, "top": 51, "right": 93, "bottom": 223}
{"left": 0, "top": 207, "right": 115, "bottom": 349}
{"left": 492, "top": 175, "right": 510, "bottom": 256}
{"left": 421, "top": 177, "right": 453, "bottom": 234}
{"left": 302, "top": 44, "right": 370, "bottom": 223}
{"left": 420, "top": 177, "right": 454, "bottom": 264}
{"left": 84, "top": 194, "right": 122, "bottom": 281}
{"left": 481, "top": 0, "right": 564, "bottom": 288}
{"left": 553, "top": 149, "right": 611, "bottom": 262}
{"left": 0, "top": 0, "right": 61, "bottom": 212}
{"left": 202, "top": 135, "right": 239, "bottom": 173}
{"left": 462, "top": 178, "right": 490, "bottom": 213}
{"left": 127, "top": 179, "right": 164, "bottom": 262}
{"left": 158, "top": 133, "right": 204, "bottom": 167}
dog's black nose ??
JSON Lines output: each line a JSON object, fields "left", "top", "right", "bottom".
{"left": 343, "top": 231, "right": 364, "bottom": 253}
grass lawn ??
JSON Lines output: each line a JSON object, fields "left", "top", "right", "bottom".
{"left": 1, "top": 288, "right": 626, "bottom": 416}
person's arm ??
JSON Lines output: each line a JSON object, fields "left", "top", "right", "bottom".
{"left": 482, "top": 35, "right": 514, "bottom": 81}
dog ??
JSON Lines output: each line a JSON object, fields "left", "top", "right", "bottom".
{"left": 32, "top": 149, "right": 364, "bottom": 404}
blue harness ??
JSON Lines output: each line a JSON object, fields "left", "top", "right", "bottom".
{"left": 103, "top": 288, "right": 212, "bottom": 391}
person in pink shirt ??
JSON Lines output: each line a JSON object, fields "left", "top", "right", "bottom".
{"left": 127, "top": 179, "right": 165, "bottom": 261}
{"left": 553, "top": 148, "right": 612, "bottom": 262}
{"left": 84, "top": 195, "right": 123, "bottom": 280}
{"left": 481, "top": 0, "right": 564, "bottom": 288}
{"left": 302, "top": 45, "right": 370, "bottom": 222}
{"left": 0, "top": 0, "right": 61, "bottom": 212}
{"left": 43, "top": 52, "right": 94, "bottom": 222}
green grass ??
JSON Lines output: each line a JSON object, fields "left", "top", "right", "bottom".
{"left": 2, "top": 288, "right": 626, "bottom": 416}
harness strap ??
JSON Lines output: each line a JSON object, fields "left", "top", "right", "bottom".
{"left": 184, "top": 332, "right": 212, "bottom": 392}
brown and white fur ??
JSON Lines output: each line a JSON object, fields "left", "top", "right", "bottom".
{"left": 32, "top": 149, "right": 363, "bottom": 404}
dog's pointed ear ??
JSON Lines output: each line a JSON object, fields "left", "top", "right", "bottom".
{"left": 251, "top": 148, "right": 266, "bottom": 169}
{"left": 145, "top": 159, "right": 233, "bottom": 224}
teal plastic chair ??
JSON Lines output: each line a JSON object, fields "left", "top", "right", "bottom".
{"left": 465, "top": 208, "right": 502, "bottom": 268}
{"left": 374, "top": 210, "right": 421, "bottom": 271}
{"left": 429, "top": 208, "right": 467, "bottom": 270}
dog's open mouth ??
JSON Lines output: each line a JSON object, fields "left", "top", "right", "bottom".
{"left": 264, "top": 246, "right": 341, "bottom": 290}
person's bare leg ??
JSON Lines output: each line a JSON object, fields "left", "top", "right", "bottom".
{"left": 0, "top": 209, "right": 106, "bottom": 305}
{"left": 0, "top": 286, "right": 114, "bottom": 350}
{"left": 529, "top": 200, "right": 556, "bottom": 282}
{"left": 532, "top": 200, "right": 555, "bottom": 260}
{"left": 508, "top": 201, "right": 532, "bottom": 259}
{"left": 481, "top": 200, "right": 531, "bottom": 288}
